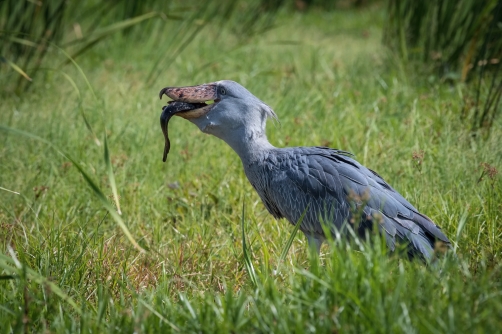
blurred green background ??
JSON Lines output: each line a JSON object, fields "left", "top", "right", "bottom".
{"left": 1, "top": 0, "right": 501, "bottom": 332}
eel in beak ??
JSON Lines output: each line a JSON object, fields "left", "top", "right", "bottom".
{"left": 158, "top": 83, "right": 220, "bottom": 162}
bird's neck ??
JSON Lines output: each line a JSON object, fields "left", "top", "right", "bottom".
{"left": 221, "top": 127, "right": 274, "bottom": 164}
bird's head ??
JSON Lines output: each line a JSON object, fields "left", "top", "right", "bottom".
{"left": 159, "top": 80, "right": 277, "bottom": 141}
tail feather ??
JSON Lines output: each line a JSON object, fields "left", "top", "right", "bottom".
{"left": 393, "top": 222, "right": 434, "bottom": 260}
{"left": 409, "top": 212, "right": 450, "bottom": 243}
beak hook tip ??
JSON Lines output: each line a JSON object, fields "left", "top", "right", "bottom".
{"left": 159, "top": 87, "right": 167, "bottom": 100}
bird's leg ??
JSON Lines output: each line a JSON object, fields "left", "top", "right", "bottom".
{"left": 306, "top": 235, "right": 324, "bottom": 254}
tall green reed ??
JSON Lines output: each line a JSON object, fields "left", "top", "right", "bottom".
{"left": 384, "top": 0, "right": 502, "bottom": 135}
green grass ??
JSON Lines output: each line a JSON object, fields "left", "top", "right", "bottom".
{"left": 1, "top": 7, "right": 502, "bottom": 333}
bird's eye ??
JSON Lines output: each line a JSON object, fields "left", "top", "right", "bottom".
{"left": 219, "top": 88, "right": 226, "bottom": 95}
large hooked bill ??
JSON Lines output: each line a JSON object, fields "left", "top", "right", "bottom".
{"left": 158, "top": 83, "right": 219, "bottom": 162}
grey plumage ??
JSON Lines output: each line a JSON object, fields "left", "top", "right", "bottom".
{"left": 159, "top": 80, "right": 451, "bottom": 261}
{"left": 244, "top": 146, "right": 449, "bottom": 259}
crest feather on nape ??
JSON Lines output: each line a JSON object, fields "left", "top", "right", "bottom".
{"left": 260, "top": 101, "right": 280, "bottom": 124}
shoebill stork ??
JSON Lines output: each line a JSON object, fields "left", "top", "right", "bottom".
{"left": 158, "top": 80, "right": 450, "bottom": 260}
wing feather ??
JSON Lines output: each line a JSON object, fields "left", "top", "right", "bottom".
{"left": 247, "top": 147, "right": 450, "bottom": 259}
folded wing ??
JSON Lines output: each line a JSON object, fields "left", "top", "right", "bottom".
{"left": 258, "top": 147, "right": 449, "bottom": 260}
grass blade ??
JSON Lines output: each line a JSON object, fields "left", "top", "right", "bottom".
{"left": 53, "top": 45, "right": 103, "bottom": 145}
{"left": 65, "top": 12, "right": 159, "bottom": 62}
{"left": 0, "top": 186, "right": 20, "bottom": 195}
{"left": 104, "top": 132, "right": 122, "bottom": 215}
{"left": 91, "top": 12, "right": 159, "bottom": 38}
{"left": 53, "top": 45, "right": 98, "bottom": 102}
{"left": 138, "top": 300, "right": 180, "bottom": 332}
{"left": 3, "top": 35, "right": 39, "bottom": 48}
{"left": 279, "top": 204, "right": 308, "bottom": 263}
{"left": 64, "top": 12, "right": 159, "bottom": 47}
{"left": 241, "top": 201, "right": 258, "bottom": 287}
{"left": 454, "top": 208, "right": 469, "bottom": 252}
{"left": 0, "top": 275, "right": 16, "bottom": 280}
{"left": 0, "top": 56, "right": 32, "bottom": 81}
{"left": 57, "top": 70, "right": 101, "bottom": 146}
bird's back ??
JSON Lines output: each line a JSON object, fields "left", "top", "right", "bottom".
{"left": 244, "top": 146, "right": 450, "bottom": 260}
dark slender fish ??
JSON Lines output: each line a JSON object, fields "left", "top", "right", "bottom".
{"left": 160, "top": 102, "right": 204, "bottom": 162}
